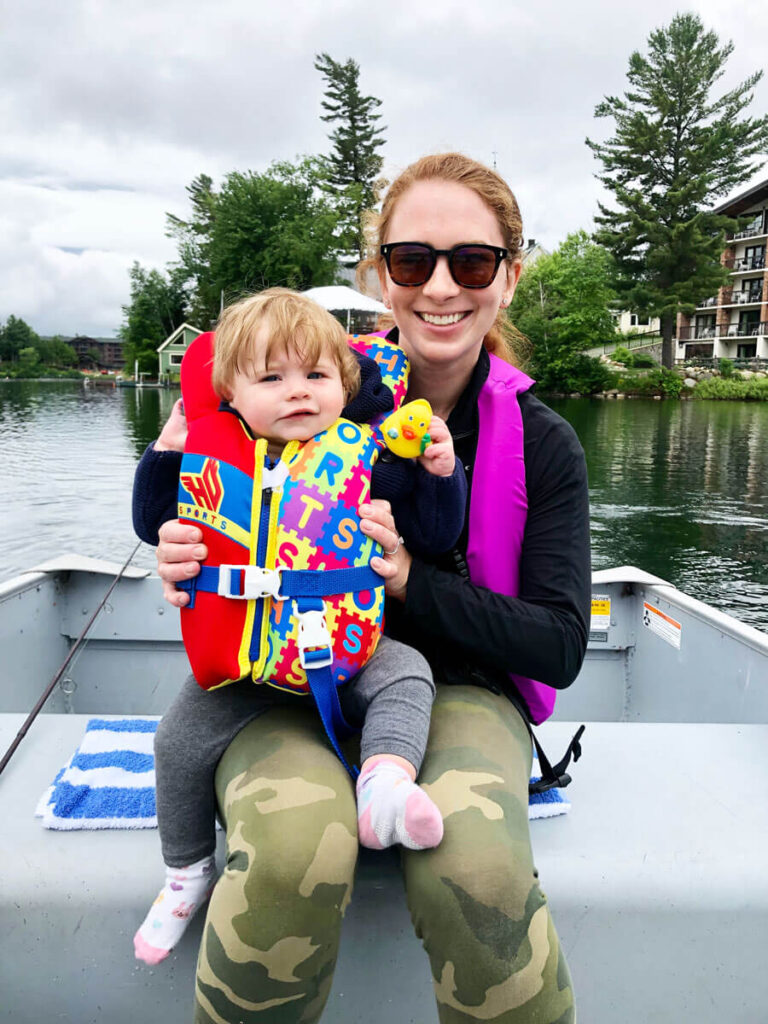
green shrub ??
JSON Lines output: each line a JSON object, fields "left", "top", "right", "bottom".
{"left": 631, "top": 353, "right": 657, "bottom": 368}
{"left": 693, "top": 376, "right": 768, "bottom": 400}
{"left": 615, "top": 368, "right": 683, "bottom": 397}
{"left": 534, "top": 353, "right": 613, "bottom": 394}
{"left": 718, "top": 358, "right": 735, "bottom": 378}
{"left": 611, "top": 345, "right": 634, "bottom": 366}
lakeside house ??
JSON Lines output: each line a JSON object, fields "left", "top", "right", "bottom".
{"left": 521, "top": 238, "right": 548, "bottom": 266}
{"left": 614, "top": 311, "right": 660, "bottom": 335}
{"left": 676, "top": 179, "right": 768, "bottom": 362}
{"left": 156, "top": 323, "right": 204, "bottom": 379}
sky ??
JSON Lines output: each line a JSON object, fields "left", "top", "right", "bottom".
{"left": 2, "top": 0, "right": 768, "bottom": 339}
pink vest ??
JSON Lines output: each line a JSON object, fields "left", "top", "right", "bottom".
{"left": 467, "top": 353, "right": 557, "bottom": 724}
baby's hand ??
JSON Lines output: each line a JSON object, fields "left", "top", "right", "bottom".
{"left": 154, "top": 399, "right": 188, "bottom": 452}
{"left": 418, "top": 416, "right": 455, "bottom": 477}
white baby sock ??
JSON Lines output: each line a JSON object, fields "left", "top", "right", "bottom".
{"left": 356, "top": 758, "right": 443, "bottom": 851}
{"left": 133, "top": 854, "right": 216, "bottom": 965}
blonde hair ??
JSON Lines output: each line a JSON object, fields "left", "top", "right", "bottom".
{"left": 358, "top": 152, "right": 529, "bottom": 365}
{"left": 212, "top": 288, "right": 360, "bottom": 399}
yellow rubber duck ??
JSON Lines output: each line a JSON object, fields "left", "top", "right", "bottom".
{"left": 380, "top": 399, "right": 433, "bottom": 459}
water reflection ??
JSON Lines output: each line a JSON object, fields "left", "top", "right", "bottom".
{"left": 1, "top": 382, "right": 766, "bottom": 631}
{"left": 121, "top": 385, "right": 181, "bottom": 459}
{"left": 549, "top": 398, "right": 768, "bottom": 629}
{"left": 0, "top": 381, "right": 180, "bottom": 579}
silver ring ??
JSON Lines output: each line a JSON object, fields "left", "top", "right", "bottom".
{"left": 384, "top": 535, "right": 404, "bottom": 556}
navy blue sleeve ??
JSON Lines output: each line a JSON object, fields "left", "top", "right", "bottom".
{"left": 342, "top": 352, "right": 394, "bottom": 423}
{"left": 372, "top": 455, "right": 467, "bottom": 557}
{"left": 132, "top": 444, "right": 183, "bottom": 546}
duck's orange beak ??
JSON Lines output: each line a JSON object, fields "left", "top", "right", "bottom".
{"left": 401, "top": 426, "right": 416, "bottom": 440}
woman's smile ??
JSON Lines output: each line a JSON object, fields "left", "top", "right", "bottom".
{"left": 416, "top": 311, "right": 470, "bottom": 326}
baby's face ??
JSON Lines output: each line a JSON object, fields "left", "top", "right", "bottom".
{"left": 227, "top": 329, "right": 345, "bottom": 452}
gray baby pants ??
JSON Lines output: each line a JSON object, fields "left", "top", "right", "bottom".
{"left": 153, "top": 635, "right": 434, "bottom": 866}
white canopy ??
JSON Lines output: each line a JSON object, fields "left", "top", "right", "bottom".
{"left": 302, "top": 285, "right": 386, "bottom": 314}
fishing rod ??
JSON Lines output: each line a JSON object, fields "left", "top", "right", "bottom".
{"left": 0, "top": 540, "right": 143, "bottom": 778}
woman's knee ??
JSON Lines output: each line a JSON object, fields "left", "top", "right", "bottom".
{"left": 215, "top": 710, "right": 360, "bottom": 906}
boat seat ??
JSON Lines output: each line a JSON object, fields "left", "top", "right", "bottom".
{"left": 3, "top": 715, "right": 767, "bottom": 1024}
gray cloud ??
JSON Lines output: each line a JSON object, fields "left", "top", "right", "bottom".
{"left": 2, "top": 0, "right": 767, "bottom": 336}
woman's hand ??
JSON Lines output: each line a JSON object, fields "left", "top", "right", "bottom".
{"left": 154, "top": 399, "right": 188, "bottom": 453}
{"left": 359, "top": 499, "right": 412, "bottom": 602}
{"left": 156, "top": 519, "right": 207, "bottom": 607}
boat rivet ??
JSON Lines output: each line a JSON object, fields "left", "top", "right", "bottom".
{"left": 157, "top": 607, "right": 165, "bottom": 615}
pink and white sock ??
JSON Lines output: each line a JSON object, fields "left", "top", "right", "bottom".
{"left": 356, "top": 759, "right": 443, "bottom": 851}
{"left": 133, "top": 854, "right": 216, "bottom": 965}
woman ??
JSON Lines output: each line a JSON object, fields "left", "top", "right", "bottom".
{"left": 151, "top": 153, "right": 590, "bottom": 1023}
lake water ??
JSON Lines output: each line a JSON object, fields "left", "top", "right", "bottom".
{"left": 2, "top": 381, "right": 767, "bottom": 631}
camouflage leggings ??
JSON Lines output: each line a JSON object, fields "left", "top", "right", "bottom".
{"left": 194, "top": 684, "right": 575, "bottom": 1023}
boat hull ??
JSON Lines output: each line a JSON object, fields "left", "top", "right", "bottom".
{"left": 2, "top": 560, "right": 767, "bottom": 1022}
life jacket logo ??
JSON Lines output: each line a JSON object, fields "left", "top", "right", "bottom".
{"left": 180, "top": 458, "right": 224, "bottom": 512}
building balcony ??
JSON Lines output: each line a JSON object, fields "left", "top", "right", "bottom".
{"left": 728, "top": 290, "right": 763, "bottom": 305}
{"left": 726, "top": 219, "right": 766, "bottom": 242}
{"left": 696, "top": 296, "right": 719, "bottom": 308}
{"left": 724, "top": 255, "right": 766, "bottom": 272}
{"left": 677, "top": 322, "right": 768, "bottom": 341}
{"left": 678, "top": 326, "right": 716, "bottom": 341}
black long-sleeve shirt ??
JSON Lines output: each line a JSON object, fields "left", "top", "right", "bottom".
{"left": 385, "top": 346, "right": 591, "bottom": 705}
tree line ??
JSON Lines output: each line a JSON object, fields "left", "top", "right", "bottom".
{"left": 7, "top": 15, "right": 765, "bottom": 389}
{"left": 122, "top": 54, "right": 385, "bottom": 375}
{"left": 131, "top": 15, "right": 766, "bottom": 389}
{"left": 0, "top": 315, "right": 79, "bottom": 375}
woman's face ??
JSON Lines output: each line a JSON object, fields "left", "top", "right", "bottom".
{"left": 379, "top": 179, "right": 521, "bottom": 373}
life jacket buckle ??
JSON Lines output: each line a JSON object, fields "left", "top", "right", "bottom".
{"left": 296, "top": 607, "right": 334, "bottom": 670}
{"left": 217, "top": 565, "right": 284, "bottom": 601}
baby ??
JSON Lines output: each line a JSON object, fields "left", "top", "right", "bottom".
{"left": 132, "top": 288, "right": 466, "bottom": 964}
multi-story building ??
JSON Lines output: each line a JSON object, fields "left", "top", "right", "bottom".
{"left": 68, "top": 336, "right": 125, "bottom": 369}
{"left": 676, "top": 179, "right": 768, "bottom": 362}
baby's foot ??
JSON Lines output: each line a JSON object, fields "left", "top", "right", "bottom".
{"left": 356, "top": 758, "right": 443, "bottom": 851}
{"left": 133, "top": 854, "right": 216, "bottom": 964}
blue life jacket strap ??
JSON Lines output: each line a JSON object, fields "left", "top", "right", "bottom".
{"left": 295, "top": 596, "right": 359, "bottom": 779}
{"left": 177, "top": 564, "right": 380, "bottom": 602}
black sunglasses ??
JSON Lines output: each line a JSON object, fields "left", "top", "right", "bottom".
{"left": 380, "top": 242, "right": 509, "bottom": 289}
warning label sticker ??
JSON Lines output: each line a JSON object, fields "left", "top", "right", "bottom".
{"left": 642, "top": 602, "right": 682, "bottom": 649}
{"left": 590, "top": 595, "right": 611, "bottom": 631}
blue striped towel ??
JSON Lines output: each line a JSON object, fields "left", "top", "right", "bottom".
{"left": 36, "top": 718, "right": 569, "bottom": 829}
{"left": 36, "top": 718, "right": 160, "bottom": 830}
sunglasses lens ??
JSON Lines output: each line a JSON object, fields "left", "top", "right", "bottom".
{"left": 388, "top": 245, "right": 433, "bottom": 285}
{"left": 451, "top": 246, "right": 499, "bottom": 287}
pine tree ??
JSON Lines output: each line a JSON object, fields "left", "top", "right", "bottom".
{"left": 314, "top": 52, "right": 386, "bottom": 257}
{"left": 587, "top": 12, "right": 768, "bottom": 367}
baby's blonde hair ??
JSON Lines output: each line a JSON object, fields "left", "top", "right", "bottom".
{"left": 212, "top": 288, "right": 361, "bottom": 399}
